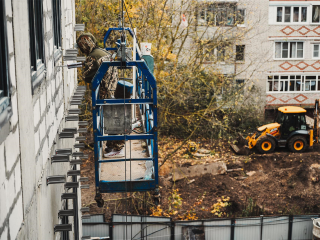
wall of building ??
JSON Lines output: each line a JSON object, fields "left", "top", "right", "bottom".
{"left": 0, "top": 0, "right": 81, "bottom": 239}
{"left": 171, "top": 0, "right": 271, "bottom": 110}
{"left": 173, "top": 0, "right": 320, "bottom": 112}
{"left": 266, "top": 0, "right": 320, "bottom": 109}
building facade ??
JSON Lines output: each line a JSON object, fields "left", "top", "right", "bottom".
{"left": 0, "top": 0, "right": 81, "bottom": 239}
{"left": 175, "top": 0, "right": 320, "bottom": 116}
{"left": 266, "top": 0, "right": 320, "bottom": 114}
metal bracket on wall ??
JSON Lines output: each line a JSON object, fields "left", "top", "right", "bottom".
{"left": 70, "top": 100, "right": 82, "bottom": 105}
{"left": 51, "top": 154, "right": 70, "bottom": 163}
{"left": 74, "top": 24, "right": 85, "bottom": 31}
{"left": 68, "top": 109, "right": 81, "bottom": 115}
{"left": 67, "top": 170, "right": 81, "bottom": 176}
{"left": 59, "top": 132, "right": 74, "bottom": 139}
{"left": 75, "top": 136, "right": 86, "bottom": 141}
{"left": 61, "top": 193, "right": 77, "bottom": 200}
{"left": 77, "top": 128, "right": 87, "bottom": 133}
{"left": 78, "top": 121, "right": 88, "bottom": 126}
{"left": 63, "top": 55, "right": 85, "bottom": 62}
{"left": 58, "top": 209, "right": 75, "bottom": 218}
{"left": 66, "top": 49, "right": 78, "bottom": 55}
{"left": 54, "top": 224, "right": 72, "bottom": 233}
{"left": 55, "top": 148, "right": 72, "bottom": 155}
{"left": 80, "top": 207, "right": 90, "bottom": 212}
{"left": 72, "top": 152, "right": 84, "bottom": 157}
{"left": 64, "top": 182, "right": 79, "bottom": 189}
{"left": 46, "top": 175, "right": 66, "bottom": 185}
{"left": 72, "top": 96, "right": 83, "bottom": 101}
{"left": 79, "top": 177, "right": 89, "bottom": 182}
{"left": 75, "top": 91, "right": 86, "bottom": 96}
{"left": 76, "top": 89, "right": 86, "bottom": 93}
{"left": 70, "top": 159, "right": 83, "bottom": 165}
{"left": 62, "top": 128, "right": 78, "bottom": 134}
{"left": 74, "top": 143, "right": 85, "bottom": 149}
{"left": 65, "top": 115, "right": 79, "bottom": 121}
{"left": 80, "top": 185, "right": 90, "bottom": 189}
{"left": 80, "top": 154, "right": 89, "bottom": 160}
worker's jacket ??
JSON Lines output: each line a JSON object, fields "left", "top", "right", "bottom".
{"left": 83, "top": 48, "right": 118, "bottom": 98}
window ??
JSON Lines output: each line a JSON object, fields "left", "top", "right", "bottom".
{"left": 305, "top": 76, "right": 317, "bottom": 91}
{"left": 276, "top": 6, "right": 307, "bottom": 23}
{"left": 0, "top": 0, "right": 11, "bottom": 128}
{"left": 28, "top": 0, "right": 45, "bottom": 72}
{"left": 236, "top": 45, "right": 245, "bottom": 61}
{"left": 314, "top": 44, "right": 320, "bottom": 58}
{"left": 237, "top": 9, "right": 245, "bottom": 25}
{"left": 275, "top": 42, "right": 303, "bottom": 59}
{"left": 198, "top": 3, "right": 240, "bottom": 26}
{"left": 202, "top": 42, "right": 230, "bottom": 62}
{"left": 52, "top": 0, "right": 62, "bottom": 49}
{"left": 312, "top": 5, "right": 320, "bottom": 23}
{"left": 268, "top": 75, "right": 320, "bottom": 92}
{"left": 0, "top": 0, "right": 10, "bottom": 101}
{"left": 285, "top": 7, "right": 291, "bottom": 22}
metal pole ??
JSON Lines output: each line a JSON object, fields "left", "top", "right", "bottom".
{"left": 260, "top": 215, "right": 263, "bottom": 240}
{"left": 288, "top": 215, "right": 293, "bottom": 240}
{"left": 230, "top": 219, "right": 235, "bottom": 240}
{"left": 170, "top": 218, "right": 174, "bottom": 240}
{"left": 73, "top": 166, "right": 79, "bottom": 240}
{"left": 132, "top": 28, "right": 137, "bottom": 121}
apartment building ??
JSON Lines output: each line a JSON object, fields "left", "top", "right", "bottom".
{"left": 173, "top": 0, "right": 271, "bottom": 105}
{"left": 176, "top": 0, "right": 320, "bottom": 116}
{"left": 266, "top": 0, "right": 320, "bottom": 115}
{"left": 0, "top": 0, "right": 81, "bottom": 239}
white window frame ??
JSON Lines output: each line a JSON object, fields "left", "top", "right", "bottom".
{"left": 237, "top": 9, "right": 246, "bottom": 27}
{"left": 197, "top": 3, "right": 239, "bottom": 27}
{"left": 313, "top": 44, "right": 320, "bottom": 59}
{"left": 275, "top": 6, "right": 308, "bottom": 24}
{"left": 274, "top": 41, "right": 304, "bottom": 60}
{"left": 311, "top": 5, "right": 320, "bottom": 24}
{"left": 235, "top": 45, "right": 245, "bottom": 62}
{"left": 267, "top": 75, "right": 320, "bottom": 93}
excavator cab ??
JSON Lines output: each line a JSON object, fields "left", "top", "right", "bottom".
{"left": 275, "top": 110, "right": 308, "bottom": 139}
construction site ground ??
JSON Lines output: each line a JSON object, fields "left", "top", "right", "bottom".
{"left": 81, "top": 135, "right": 320, "bottom": 221}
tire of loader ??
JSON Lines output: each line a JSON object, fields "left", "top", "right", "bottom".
{"left": 288, "top": 135, "right": 307, "bottom": 153}
{"left": 256, "top": 136, "right": 276, "bottom": 154}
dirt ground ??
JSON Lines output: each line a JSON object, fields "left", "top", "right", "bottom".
{"left": 81, "top": 135, "right": 320, "bottom": 221}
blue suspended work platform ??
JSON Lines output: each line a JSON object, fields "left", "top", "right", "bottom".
{"left": 92, "top": 28, "right": 158, "bottom": 195}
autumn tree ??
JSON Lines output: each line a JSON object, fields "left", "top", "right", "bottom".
{"left": 76, "top": 0, "right": 266, "bottom": 140}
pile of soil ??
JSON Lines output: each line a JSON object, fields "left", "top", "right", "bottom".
{"left": 80, "top": 137, "right": 320, "bottom": 221}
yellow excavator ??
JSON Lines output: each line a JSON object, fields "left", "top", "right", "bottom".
{"left": 231, "top": 100, "right": 320, "bottom": 155}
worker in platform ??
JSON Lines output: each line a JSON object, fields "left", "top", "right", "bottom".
{"left": 76, "top": 32, "right": 125, "bottom": 158}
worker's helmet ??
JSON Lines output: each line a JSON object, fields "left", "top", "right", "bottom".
{"left": 76, "top": 32, "right": 97, "bottom": 55}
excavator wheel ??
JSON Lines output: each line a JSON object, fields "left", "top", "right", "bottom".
{"left": 288, "top": 135, "right": 307, "bottom": 153}
{"left": 256, "top": 136, "right": 276, "bottom": 154}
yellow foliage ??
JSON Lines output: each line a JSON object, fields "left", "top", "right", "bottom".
{"left": 151, "top": 205, "right": 163, "bottom": 217}
{"left": 210, "top": 196, "right": 231, "bottom": 217}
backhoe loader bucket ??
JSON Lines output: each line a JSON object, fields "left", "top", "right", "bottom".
{"left": 230, "top": 134, "right": 250, "bottom": 155}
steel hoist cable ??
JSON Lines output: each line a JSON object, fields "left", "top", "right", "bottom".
{"left": 118, "top": 1, "right": 130, "bottom": 239}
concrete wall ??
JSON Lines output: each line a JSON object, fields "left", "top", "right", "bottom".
{"left": 0, "top": 0, "right": 81, "bottom": 239}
